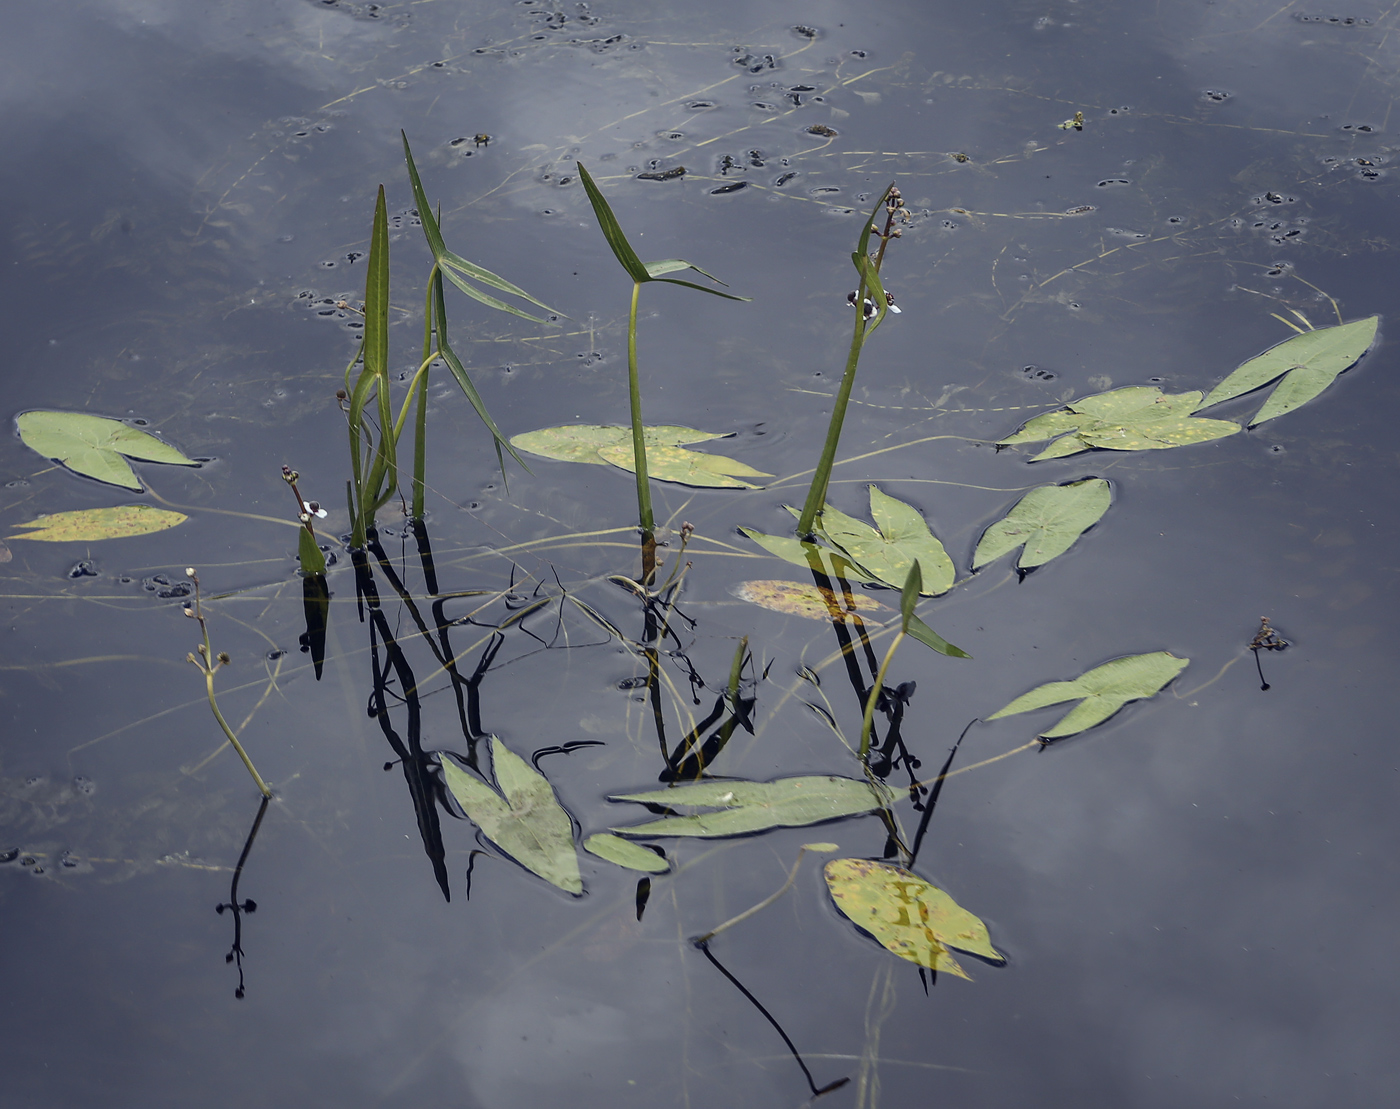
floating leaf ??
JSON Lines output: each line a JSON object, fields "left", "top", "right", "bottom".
{"left": 987, "top": 651, "right": 1188, "bottom": 738}
{"left": 999, "top": 388, "right": 1239, "bottom": 461}
{"left": 1198, "top": 316, "right": 1379, "bottom": 425}
{"left": 510, "top": 424, "right": 731, "bottom": 465}
{"left": 972, "top": 478, "right": 1111, "bottom": 570}
{"left": 824, "top": 858, "right": 1000, "bottom": 976}
{"left": 8, "top": 505, "right": 187, "bottom": 542}
{"left": 439, "top": 737, "right": 583, "bottom": 893}
{"left": 730, "top": 580, "right": 890, "bottom": 621}
{"left": 583, "top": 833, "right": 670, "bottom": 873}
{"left": 16, "top": 411, "right": 199, "bottom": 490}
{"left": 598, "top": 442, "right": 770, "bottom": 489}
{"left": 739, "top": 528, "right": 879, "bottom": 585}
{"left": 803, "top": 487, "right": 955, "bottom": 595}
{"left": 609, "top": 775, "right": 893, "bottom": 838}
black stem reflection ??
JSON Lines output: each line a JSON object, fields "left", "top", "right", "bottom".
{"left": 695, "top": 940, "right": 849, "bottom": 1100}
{"left": 907, "top": 719, "right": 975, "bottom": 869}
{"left": 216, "top": 794, "right": 269, "bottom": 999}
{"left": 299, "top": 572, "right": 330, "bottom": 680}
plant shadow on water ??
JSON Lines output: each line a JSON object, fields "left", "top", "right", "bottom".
{"left": 3, "top": 2, "right": 1400, "bottom": 1106}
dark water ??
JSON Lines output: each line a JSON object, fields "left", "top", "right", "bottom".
{"left": 2, "top": 1, "right": 1398, "bottom": 1106}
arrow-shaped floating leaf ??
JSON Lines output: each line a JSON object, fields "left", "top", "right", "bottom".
{"left": 597, "top": 442, "right": 770, "bottom": 489}
{"left": 986, "top": 651, "right": 1189, "bottom": 739}
{"left": 973, "top": 478, "right": 1110, "bottom": 571}
{"left": 801, "top": 487, "right": 956, "bottom": 595}
{"left": 825, "top": 858, "right": 1001, "bottom": 977}
{"left": 1197, "top": 315, "right": 1379, "bottom": 426}
{"left": 609, "top": 775, "right": 893, "bottom": 838}
{"left": 17, "top": 411, "right": 199, "bottom": 490}
{"left": 440, "top": 737, "right": 583, "bottom": 893}
{"left": 583, "top": 833, "right": 670, "bottom": 873}
{"left": 7, "top": 505, "right": 187, "bottom": 542}
{"left": 999, "top": 388, "right": 1239, "bottom": 461}
{"left": 740, "top": 528, "right": 881, "bottom": 584}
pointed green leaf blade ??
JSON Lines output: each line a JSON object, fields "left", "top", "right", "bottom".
{"left": 986, "top": 651, "right": 1189, "bottom": 738}
{"left": 899, "top": 562, "right": 921, "bottom": 631}
{"left": 649, "top": 277, "right": 752, "bottom": 301}
{"left": 583, "top": 833, "right": 670, "bottom": 873}
{"left": 998, "top": 408, "right": 1089, "bottom": 445}
{"left": 825, "top": 858, "right": 998, "bottom": 974}
{"left": 905, "top": 613, "right": 971, "bottom": 658}
{"left": 973, "top": 478, "right": 1111, "bottom": 570}
{"left": 17, "top": 412, "right": 196, "bottom": 489}
{"left": 575, "top": 161, "right": 650, "bottom": 283}
{"left": 8, "top": 505, "right": 187, "bottom": 542}
{"left": 1199, "top": 316, "right": 1379, "bottom": 409}
{"left": 297, "top": 527, "right": 327, "bottom": 575}
{"left": 740, "top": 528, "right": 880, "bottom": 585}
{"left": 597, "top": 442, "right": 768, "bottom": 488}
{"left": 1249, "top": 364, "right": 1340, "bottom": 425}
{"left": 866, "top": 486, "right": 956, "bottom": 594}
{"left": 609, "top": 776, "right": 893, "bottom": 837}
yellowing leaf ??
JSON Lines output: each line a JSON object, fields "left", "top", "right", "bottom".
{"left": 801, "top": 487, "right": 955, "bottom": 594}
{"left": 440, "top": 737, "right": 583, "bottom": 893}
{"left": 987, "top": 651, "right": 1188, "bottom": 738}
{"left": 17, "top": 411, "right": 198, "bottom": 490}
{"left": 730, "top": 580, "right": 890, "bottom": 620}
{"left": 8, "top": 505, "right": 187, "bottom": 542}
{"left": 509, "top": 424, "right": 730, "bottom": 465}
{"left": 598, "top": 442, "right": 769, "bottom": 488}
{"left": 824, "top": 858, "right": 1001, "bottom": 976}
{"left": 999, "top": 388, "right": 1239, "bottom": 461}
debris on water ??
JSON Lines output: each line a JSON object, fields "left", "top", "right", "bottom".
{"left": 806, "top": 124, "right": 839, "bottom": 137}
{"left": 636, "top": 166, "right": 685, "bottom": 181}
{"left": 710, "top": 181, "right": 748, "bottom": 195}
{"left": 73, "top": 776, "right": 96, "bottom": 796}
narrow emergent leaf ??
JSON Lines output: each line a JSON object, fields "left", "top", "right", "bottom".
{"left": 575, "top": 161, "right": 650, "bottom": 282}
{"left": 905, "top": 614, "right": 971, "bottom": 659}
{"left": 973, "top": 478, "right": 1111, "bottom": 570}
{"left": 807, "top": 487, "right": 956, "bottom": 595}
{"left": 999, "top": 388, "right": 1239, "bottom": 461}
{"left": 987, "top": 651, "right": 1188, "bottom": 738}
{"left": 825, "top": 858, "right": 1000, "bottom": 977}
{"left": 609, "top": 776, "right": 893, "bottom": 838}
{"left": 583, "top": 833, "right": 670, "bottom": 873}
{"left": 297, "top": 527, "right": 327, "bottom": 576}
{"left": 8, "top": 505, "right": 187, "bottom": 542}
{"left": 511, "top": 424, "right": 731, "bottom": 465}
{"left": 440, "top": 737, "right": 583, "bottom": 893}
{"left": 1198, "top": 316, "right": 1378, "bottom": 425}
{"left": 17, "top": 411, "right": 198, "bottom": 490}
{"left": 730, "top": 580, "right": 890, "bottom": 621}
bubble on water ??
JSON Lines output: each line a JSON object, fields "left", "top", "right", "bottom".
{"left": 73, "top": 776, "right": 96, "bottom": 796}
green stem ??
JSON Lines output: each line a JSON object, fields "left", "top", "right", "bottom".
{"left": 412, "top": 268, "right": 438, "bottom": 521}
{"left": 627, "top": 280, "right": 653, "bottom": 536}
{"left": 204, "top": 668, "right": 272, "bottom": 798}
{"left": 796, "top": 294, "right": 870, "bottom": 537}
{"left": 858, "top": 630, "right": 904, "bottom": 761}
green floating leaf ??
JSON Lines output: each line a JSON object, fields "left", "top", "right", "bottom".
{"left": 609, "top": 775, "right": 893, "bottom": 838}
{"left": 440, "top": 737, "right": 583, "bottom": 893}
{"left": 583, "top": 833, "right": 670, "bottom": 873}
{"left": 825, "top": 858, "right": 1000, "bottom": 977}
{"left": 999, "top": 388, "right": 1239, "bottom": 461}
{"left": 797, "top": 488, "right": 954, "bottom": 595}
{"left": 730, "top": 580, "right": 890, "bottom": 621}
{"left": 1198, "top": 316, "right": 1378, "bottom": 426}
{"left": 740, "top": 528, "right": 879, "bottom": 585}
{"left": 17, "top": 411, "right": 198, "bottom": 490}
{"left": 8, "top": 505, "right": 187, "bottom": 542}
{"left": 987, "top": 651, "right": 1189, "bottom": 739}
{"left": 598, "top": 442, "right": 769, "bottom": 488}
{"left": 972, "top": 478, "right": 1111, "bottom": 570}
{"left": 510, "top": 424, "right": 731, "bottom": 465}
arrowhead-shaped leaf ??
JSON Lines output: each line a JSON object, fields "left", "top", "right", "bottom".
{"left": 583, "top": 833, "right": 670, "bottom": 872}
{"left": 440, "top": 737, "right": 583, "bottom": 893}
{"left": 999, "top": 388, "right": 1239, "bottom": 461}
{"left": 17, "top": 411, "right": 198, "bottom": 490}
{"left": 740, "top": 528, "right": 881, "bottom": 585}
{"left": 510, "top": 424, "right": 732, "bottom": 465}
{"left": 825, "top": 858, "right": 1001, "bottom": 977}
{"left": 987, "top": 651, "right": 1188, "bottom": 738}
{"left": 1198, "top": 316, "right": 1378, "bottom": 425}
{"left": 803, "top": 487, "right": 955, "bottom": 594}
{"left": 608, "top": 775, "right": 893, "bottom": 838}
{"left": 7, "top": 505, "right": 187, "bottom": 542}
{"left": 973, "top": 478, "right": 1111, "bottom": 570}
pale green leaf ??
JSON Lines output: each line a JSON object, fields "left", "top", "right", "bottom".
{"left": 986, "top": 651, "right": 1189, "bottom": 738}
{"left": 597, "top": 442, "right": 768, "bottom": 488}
{"left": 8, "top": 505, "right": 188, "bottom": 542}
{"left": 510, "top": 424, "right": 731, "bottom": 465}
{"left": 583, "top": 833, "right": 670, "bottom": 873}
{"left": 297, "top": 528, "right": 327, "bottom": 576}
{"left": 739, "top": 528, "right": 880, "bottom": 585}
{"left": 609, "top": 775, "right": 893, "bottom": 838}
{"left": 973, "top": 479, "right": 1111, "bottom": 570}
{"left": 790, "top": 490, "right": 954, "bottom": 594}
{"left": 825, "top": 858, "right": 999, "bottom": 976}
{"left": 1198, "top": 316, "right": 1378, "bottom": 421}
{"left": 730, "top": 580, "right": 890, "bottom": 621}
{"left": 17, "top": 411, "right": 198, "bottom": 490}
{"left": 440, "top": 737, "right": 583, "bottom": 893}
{"left": 999, "top": 388, "right": 1239, "bottom": 461}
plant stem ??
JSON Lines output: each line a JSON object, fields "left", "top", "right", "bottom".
{"left": 692, "top": 844, "right": 821, "bottom": 945}
{"left": 858, "top": 630, "right": 904, "bottom": 761}
{"left": 203, "top": 666, "right": 272, "bottom": 798}
{"left": 412, "top": 269, "right": 437, "bottom": 521}
{"left": 627, "top": 280, "right": 653, "bottom": 537}
{"left": 796, "top": 301, "right": 870, "bottom": 537}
